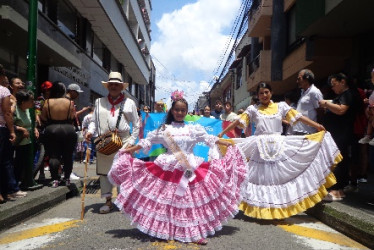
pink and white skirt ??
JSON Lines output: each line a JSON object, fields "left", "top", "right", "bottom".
{"left": 108, "top": 146, "right": 247, "bottom": 242}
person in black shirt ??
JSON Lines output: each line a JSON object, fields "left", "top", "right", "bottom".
{"left": 319, "top": 73, "right": 361, "bottom": 201}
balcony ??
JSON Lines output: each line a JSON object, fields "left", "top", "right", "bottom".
{"left": 248, "top": 0, "right": 272, "bottom": 37}
{"left": 247, "top": 50, "right": 271, "bottom": 91}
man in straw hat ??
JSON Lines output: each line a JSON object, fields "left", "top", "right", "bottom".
{"left": 86, "top": 72, "right": 140, "bottom": 214}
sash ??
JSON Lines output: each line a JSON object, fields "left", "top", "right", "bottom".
{"left": 164, "top": 128, "right": 196, "bottom": 196}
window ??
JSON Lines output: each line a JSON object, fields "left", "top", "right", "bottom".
{"left": 224, "top": 88, "right": 231, "bottom": 102}
{"left": 38, "top": 0, "right": 46, "bottom": 13}
{"left": 287, "top": 6, "right": 297, "bottom": 46}
{"left": 103, "top": 48, "right": 111, "bottom": 72}
{"left": 57, "top": 1, "right": 76, "bottom": 39}
{"left": 236, "top": 64, "right": 243, "bottom": 89}
{"left": 93, "top": 34, "right": 104, "bottom": 66}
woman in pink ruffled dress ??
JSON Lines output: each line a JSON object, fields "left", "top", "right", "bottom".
{"left": 108, "top": 91, "right": 247, "bottom": 245}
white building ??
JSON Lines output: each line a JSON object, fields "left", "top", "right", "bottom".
{"left": 0, "top": 0, "right": 155, "bottom": 108}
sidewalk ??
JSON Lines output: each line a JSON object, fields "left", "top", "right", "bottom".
{"left": 0, "top": 162, "right": 373, "bottom": 248}
{"left": 0, "top": 160, "right": 97, "bottom": 232}
{"left": 306, "top": 173, "right": 374, "bottom": 249}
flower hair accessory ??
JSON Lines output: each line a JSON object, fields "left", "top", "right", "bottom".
{"left": 171, "top": 90, "right": 184, "bottom": 101}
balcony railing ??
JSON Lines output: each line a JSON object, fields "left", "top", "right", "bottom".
{"left": 248, "top": 0, "right": 272, "bottom": 37}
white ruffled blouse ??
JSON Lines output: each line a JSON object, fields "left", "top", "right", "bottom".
{"left": 138, "top": 122, "right": 218, "bottom": 171}
{"left": 238, "top": 101, "right": 302, "bottom": 135}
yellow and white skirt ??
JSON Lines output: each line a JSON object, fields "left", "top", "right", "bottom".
{"left": 220, "top": 131, "right": 342, "bottom": 220}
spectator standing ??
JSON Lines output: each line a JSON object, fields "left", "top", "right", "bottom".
{"left": 8, "top": 77, "right": 25, "bottom": 113}
{"left": 86, "top": 72, "right": 140, "bottom": 214}
{"left": 82, "top": 107, "right": 96, "bottom": 164}
{"left": 13, "top": 90, "right": 42, "bottom": 190}
{"left": 290, "top": 69, "right": 323, "bottom": 135}
{"left": 66, "top": 83, "right": 88, "bottom": 180}
{"left": 220, "top": 101, "right": 237, "bottom": 122}
{"left": 201, "top": 105, "right": 214, "bottom": 118}
{"left": 154, "top": 100, "right": 166, "bottom": 113}
{"left": 34, "top": 81, "right": 52, "bottom": 181}
{"left": 0, "top": 65, "right": 26, "bottom": 202}
{"left": 319, "top": 73, "right": 361, "bottom": 200}
{"left": 41, "top": 82, "right": 77, "bottom": 188}
{"left": 211, "top": 99, "right": 223, "bottom": 119}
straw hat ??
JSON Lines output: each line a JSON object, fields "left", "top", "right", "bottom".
{"left": 101, "top": 72, "right": 129, "bottom": 90}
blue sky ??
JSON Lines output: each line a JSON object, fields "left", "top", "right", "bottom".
{"left": 150, "top": 0, "right": 241, "bottom": 110}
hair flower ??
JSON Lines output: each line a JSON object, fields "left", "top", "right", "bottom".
{"left": 171, "top": 90, "right": 184, "bottom": 101}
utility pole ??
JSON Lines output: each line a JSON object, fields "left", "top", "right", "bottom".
{"left": 27, "top": 0, "right": 38, "bottom": 161}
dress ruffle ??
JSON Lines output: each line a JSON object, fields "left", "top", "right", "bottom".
{"left": 232, "top": 131, "right": 342, "bottom": 220}
{"left": 108, "top": 146, "right": 247, "bottom": 242}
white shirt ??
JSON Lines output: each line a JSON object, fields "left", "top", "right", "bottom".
{"left": 292, "top": 84, "right": 322, "bottom": 134}
{"left": 88, "top": 97, "right": 140, "bottom": 145}
{"left": 220, "top": 112, "right": 238, "bottom": 122}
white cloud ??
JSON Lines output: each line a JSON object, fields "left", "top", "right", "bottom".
{"left": 151, "top": 0, "right": 241, "bottom": 109}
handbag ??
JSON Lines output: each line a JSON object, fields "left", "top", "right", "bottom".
{"left": 94, "top": 101, "right": 124, "bottom": 155}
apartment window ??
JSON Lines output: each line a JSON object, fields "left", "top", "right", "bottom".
{"left": 103, "top": 48, "right": 111, "bottom": 72}
{"left": 93, "top": 34, "right": 104, "bottom": 66}
{"left": 85, "top": 24, "right": 93, "bottom": 56}
{"left": 110, "top": 56, "right": 120, "bottom": 72}
{"left": 224, "top": 88, "right": 231, "bottom": 102}
{"left": 57, "top": 1, "right": 76, "bottom": 39}
{"left": 236, "top": 64, "right": 243, "bottom": 89}
{"left": 287, "top": 6, "right": 297, "bottom": 46}
{"left": 38, "top": 0, "right": 46, "bottom": 13}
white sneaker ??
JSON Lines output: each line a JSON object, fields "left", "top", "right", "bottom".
{"left": 357, "top": 178, "right": 367, "bottom": 183}
{"left": 358, "top": 135, "right": 371, "bottom": 144}
{"left": 69, "top": 172, "right": 80, "bottom": 180}
{"left": 369, "top": 138, "right": 374, "bottom": 146}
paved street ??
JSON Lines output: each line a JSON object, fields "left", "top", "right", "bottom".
{"left": 0, "top": 181, "right": 368, "bottom": 250}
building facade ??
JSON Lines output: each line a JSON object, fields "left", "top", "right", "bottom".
{"left": 0, "top": 0, "right": 155, "bottom": 109}
{"left": 209, "top": 0, "right": 374, "bottom": 107}
{"left": 247, "top": 0, "right": 374, "bottom": 96}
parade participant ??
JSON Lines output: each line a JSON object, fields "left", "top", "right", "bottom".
{"left": 218, "top": 82, "right": 341, "bottom": 219}
{"left": 41, "top": 82, "right": 76, "bottom": 188}
{"left": 108, "top": 90, "right": 247, "bottom": 244}
{"left": 86, "top": 72, "right": 140, "bottom": 214}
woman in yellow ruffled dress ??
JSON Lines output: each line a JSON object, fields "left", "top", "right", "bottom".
{"left": 218, "top": 82, "right": 342, "bottom": 220}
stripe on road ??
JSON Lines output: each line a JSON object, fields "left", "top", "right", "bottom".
{"left": 0, "top": 219, "right": 81, "bottom": 245}
{"left": 275, "top": 217, "right": 368, "bottom": 249}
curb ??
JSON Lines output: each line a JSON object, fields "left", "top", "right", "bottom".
{"left": 0, "top": 183, "right": 80, "bottom": 233}
{"left": 307, "top": 203, "right": 374, "bottom": 249}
